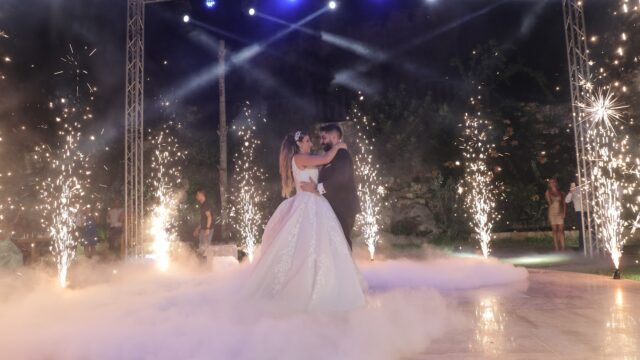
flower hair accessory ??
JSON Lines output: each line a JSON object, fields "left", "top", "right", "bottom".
{"left": 294, "top": 131, "right": 303, "bottom": 142}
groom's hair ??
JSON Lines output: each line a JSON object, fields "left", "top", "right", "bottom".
{"left": 319, "top": 123, "right": 343, "bottom": 139}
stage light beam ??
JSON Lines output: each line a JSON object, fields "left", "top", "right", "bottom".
{"left": 174, "top": 6, "right": 328, "bottom": 100}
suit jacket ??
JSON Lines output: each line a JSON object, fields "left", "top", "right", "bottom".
{"left": 318, "top": 149, "right": 361, "bottom": 218}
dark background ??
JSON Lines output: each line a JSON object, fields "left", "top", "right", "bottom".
{"left": 0, "top": 0, "right": 628, "bottom": 241}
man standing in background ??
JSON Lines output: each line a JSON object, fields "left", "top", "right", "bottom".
{"left": 107, "top": 199, "right": 124, "bottom": 258}
{"left": 194, "top": 189, "right": 213, "bottom": 256}
{"left": 565, "top": 182, "right": 584, "bottom": 252}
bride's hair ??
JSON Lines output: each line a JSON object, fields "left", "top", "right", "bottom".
{"left": 279, "top": 130, "right": 307, "bottom": 198}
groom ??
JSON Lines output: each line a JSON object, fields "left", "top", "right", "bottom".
{"left": 300, "top": 123, "right": 361, "bottom": 250}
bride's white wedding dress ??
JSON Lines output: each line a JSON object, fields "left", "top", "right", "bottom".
{"left": 243, "top": 158, "right": 366, "bottom": 313}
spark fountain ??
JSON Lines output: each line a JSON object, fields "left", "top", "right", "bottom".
{"left": 36, "top": 131, "right": 90, "bottom": 288}
{"left": 35, "top": 44, "right": 97, "bottom": 287}
{"left": 350, "top": 97, "right": 386, "bottom": 260}
{"left": 461, "top": 95, "right": 498, "bottom": 259}
{"left": 578, "top": 1, "right": 640, "bottom": 278}
{"left": 580, "top": 89, "right": 633, "bottom": 278}
{"left": 147, "top": 124, "right": 185, "bottom": 272}
{"left": 230, "top": 103, "right": 267, "bottom": 262}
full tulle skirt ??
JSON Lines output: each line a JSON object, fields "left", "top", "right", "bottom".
{"left": 243, "top": 192, "right": 366, "bottom": 313}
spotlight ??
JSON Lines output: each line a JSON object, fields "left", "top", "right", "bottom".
{"left": 248, "top": 8, "right": 256, "bottom": 16}
{"left": 205, "top": 0, "right": 216, "bottom": 8}
{"left": 328, "top": 1, "right": 338, "bottom": 10}
{"left": 183, "top": 14, "right": 191, "bottom": 23}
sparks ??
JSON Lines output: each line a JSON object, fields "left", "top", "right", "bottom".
{"left": 147, "top": 124, "right": 185, "bottom": 272}
{"left": 37, "top": 132, "right": 89, "bottom": 288}
{"left": 579, "top": 1, "right": 640, "bottom": 275}
{"left": 579, "top": 89, "right": 626, "bottom": 133}
{"left": 230, "top": 102, "right": 267, "bottom": 262}
{"left": 461, "top": 98, "right": 499, "bottom": 259}
{"left": 35, "top": 43, "right": 98, "bottom": 288}
{"left": 56, "top": 44, "right": 96, "bottom": 97}
{"left": 583, "top": 88, "right": 634, "bottom": 271}
{"left": 350, "top": 98, "right": 386, "bottom": 261}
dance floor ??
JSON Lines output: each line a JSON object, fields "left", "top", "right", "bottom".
{"left": 1, "top": 255, "right": 638, "bottom": 359}
{"left": 415, "top": 269, "right": 640, "bottom": 360}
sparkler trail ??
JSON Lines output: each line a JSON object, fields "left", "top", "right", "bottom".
{"left": 230, "top": 103, "right": 267, "bottom": 262}
{"left": 55, "top": 44, "right": 97, "bottom": 97}
{"left": 350, "top": 97, "right": 386, "bottom": 260}
{"left": 461, "top": 95, "right": 498, "bottom": 259}
{"left": 147, "top": 123, "right": 186, "bottom": 272}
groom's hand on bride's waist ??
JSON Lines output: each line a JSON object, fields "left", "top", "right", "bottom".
{"left": 300, "top": 179, "right": 318, "bottom": 194}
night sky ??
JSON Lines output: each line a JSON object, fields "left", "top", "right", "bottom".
{"left": 1, "top": 0, "right": 586, "bottom": 130}
{"left": 0, "top": 0, "right": 618, "bottom": 169}
{"left": 0, "top": 0, "right": 624, "bottom": 234}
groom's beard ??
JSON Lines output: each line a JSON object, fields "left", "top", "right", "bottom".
{"left": 322, "top": 143, "right": 333, "bottom": 152}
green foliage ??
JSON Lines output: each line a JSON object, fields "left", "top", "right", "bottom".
{"left": 426, "top": 173, "right": 468, "bottom": 236}
{"left": 390, "top": 217, "right": 422, "bottom": 236}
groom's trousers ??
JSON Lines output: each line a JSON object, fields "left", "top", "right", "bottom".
{"left": 335, "top": 210, "right": 356, "bottom": 251}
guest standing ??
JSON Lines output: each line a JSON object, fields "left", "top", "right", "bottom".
{"left": 82, "top": 211, "right": 98, "bottom": 259}
{"left": 565, "top": 181, "right": 584, "bottom": 252}
{"left": 193, "top": 189, "right": 213, "bottom": 255}
{"left": 545, "top": 179, "right": 566, "bottom": 251}
{"left": 107, "top": 199, "right": 124, "bottom": 258}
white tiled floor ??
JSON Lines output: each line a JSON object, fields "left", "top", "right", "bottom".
{"left": 414, "top": 269, "right": 640, "bottom": 359}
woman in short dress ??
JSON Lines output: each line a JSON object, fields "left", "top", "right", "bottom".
{"left": 545, "top": 178, "right": 566, "bottom": 251}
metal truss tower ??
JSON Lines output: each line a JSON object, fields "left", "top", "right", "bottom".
{"left": 562, "top": 0, "right": 599, "bottom": 256}
{"left": 125, "top": 0, "right": 172, "bottom": 258}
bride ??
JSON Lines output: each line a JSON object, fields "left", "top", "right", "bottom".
{"left": 242, "top": 130, "right": 366, "bottom": 313}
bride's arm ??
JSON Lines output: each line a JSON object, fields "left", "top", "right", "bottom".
{"left": 294, "top": 142, "right": 347, "bottom": 168}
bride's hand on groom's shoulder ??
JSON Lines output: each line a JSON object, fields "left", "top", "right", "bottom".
{"left": 336, "top": 142, "right": 348, "bottom": 150}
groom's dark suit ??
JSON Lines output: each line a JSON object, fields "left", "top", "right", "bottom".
{"left": 318, "top": 148, "right": 361, "bottom": 250}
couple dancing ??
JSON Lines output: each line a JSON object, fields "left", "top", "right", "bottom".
{"left": 242, "top": 124, "right": 366, "bottom": 313}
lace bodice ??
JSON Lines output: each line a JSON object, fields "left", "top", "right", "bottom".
{"left": 292, "top": 157, "right": 319, "bottom": 194}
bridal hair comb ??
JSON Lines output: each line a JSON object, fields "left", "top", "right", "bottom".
{"left": 294, "top": 131, "right": 303, "bottom": 142}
